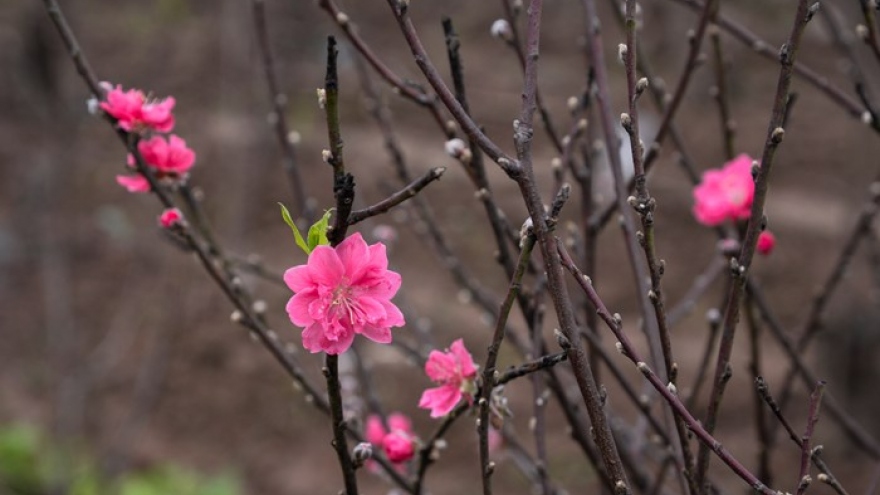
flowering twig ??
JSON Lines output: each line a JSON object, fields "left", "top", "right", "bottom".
{"left": 321, "top": 36, "right": 359, "bottom": 495}
{"left": 250, "top": 0, "right": 313, "bottom": 223}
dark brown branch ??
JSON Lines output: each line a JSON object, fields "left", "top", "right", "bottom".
{"left": 347, "top": 167, "right": 446, "bottom": 225}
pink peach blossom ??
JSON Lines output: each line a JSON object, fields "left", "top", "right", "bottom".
{"left": 365, "top": 413, "right": 415, "bottom": 466}
{"left": 100, "top": 84, "right": 175, "bottom": 133}
{"left": 419, "top": 339, "right": 477, "bottom": 418}
{"left": 757, "top": 231, "right": 776, "bottom": 255}
{"left": 158, "top": 208, "right": 184, "bottom": 228}
{"left": 693, "top": 154, "right": 756, "bottom": 226}
{"left": 382, "top": 431, "right": 415, "bottom": 463}
{"left": 284, "top": 232, "right": 404, "bottom": 355}
{"left": 116, "top": 174, "right": 150, "bottom": 193}
{"left": 128, "top": 135, "right": 195, "bottom": 176}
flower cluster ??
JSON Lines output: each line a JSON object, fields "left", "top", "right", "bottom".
{"left": 102, "top": 84, "right": 196, "bottom": 193}
{"left": 693, "top": 154, "right": 777, "bottom": 256}
{"left": 284, "top": 232, "right": 405, "bottom": 355}
{"left": 419, "top": 339, "right": 477, "bottom": 418}
{"left": 365, "top": 413, "right": 416, "bottom": 467}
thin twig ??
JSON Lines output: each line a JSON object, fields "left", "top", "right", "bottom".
{"left": 347, "top": 167, "right": 446, "bottom": 225}
{"left": 478, "top": 233, "right": 535, "bottom": 494}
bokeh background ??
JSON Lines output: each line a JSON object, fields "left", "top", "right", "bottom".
{"left": 3, "top": 0, "right": 880, "bottom": 493}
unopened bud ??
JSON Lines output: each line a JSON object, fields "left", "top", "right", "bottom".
{"left": 316, "top": 88, "right": 326, "bottom": 109}
{"left": 490, "top": 19, "right": 513, "bottom": 41}
{"left": 352, "top": 442, "right": 372, "bottom": 468}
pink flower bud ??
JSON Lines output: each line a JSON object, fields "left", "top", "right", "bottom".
{"left": 382, "top": 431, "right": 415, "bottom": 463}
{"left": 159, "top": 208, "right": 184, "bottom": 228}
{"left": 757, "top": 231, "right": 776, "bottom": 255}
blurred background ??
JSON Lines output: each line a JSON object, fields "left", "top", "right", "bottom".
{"left": 2, "top": 0, "right": 880, "bottom": 493}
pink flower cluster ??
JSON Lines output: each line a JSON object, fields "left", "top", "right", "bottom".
{"left": 284, "top": 233, "right": 405, "bottom": 355}
{"left": 102, "top": 84, "right": 196, "bottom": 194}
{"left": 365, "top": 413, "right": 416, "bottom": 466}
{"left": 693, "top": 154, "right": 777, "bottom": 256}
{"left": 419, "top": 339, "right": 477, "bottom": 418}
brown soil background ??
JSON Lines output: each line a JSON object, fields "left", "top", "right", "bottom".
{"left": 2, "top": 0, "right": 880, "bottom": 493}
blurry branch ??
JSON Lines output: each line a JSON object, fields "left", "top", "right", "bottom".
{"left": 494, "top": 0, "right": 564, "bottom": 152}
{"left": 708, "top": 22, "right": 736, "bottom": 161}
{"left": 795, "top": 382, "right": 825, "bottom": 495}
{"left": 745, "top": 294, "right": 772, "bottom": 484}
{"left": 668, "top": 0, "right": 880, "bottom": 133}
{"left": 748, "top": 284, "right": 880, "bottom": 459}
{"left": 857, "top": 0, "right": 880, "bottom": 67}
{"left": 666, "top": 256, "right": 725, "bottom": 326}
{"left": 317, "top": 0, "right": 451, "bottom": 133}
{"left": 819, "top": 3, "right": 880, "bottom": 127}
{"left": 769, "top": 175, "right": 880, "bottom": 443}
{"left": 250, "top": 0, "right": 313, "bottom": 223}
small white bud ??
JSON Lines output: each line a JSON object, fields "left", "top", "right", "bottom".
{"left": 567, "top": 95, "right": 580, "bottom": 111}
{"left": 490, "top": 19, "right": 512, "bottom": 41}
{"left": 287, "top": 130, "right": 301, "bottom": 145}
{"left": 321, "top": 149, "right": 332, "bottom": 163}
{"left": 335, "top": 12, "right": 349, "bottom": 25}
{"left": 86, "top": 96, "right": 100, "bottom": 115}
{"left": 857, "top": 24, "right": 870, "bottom": 41}
{"left": 445, "top": 138, "right": 467, "bottom": 157}
{"left": 862, "top": 111, "right": 874, "bottom": 125}
{"left": 618, "top": 43, "right": 628, "bottom": 65}
{"left": 316, "top": 88, "right": 326, "bottom": 109}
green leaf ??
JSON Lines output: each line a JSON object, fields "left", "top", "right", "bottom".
{"left": 307, "top": 209, "right": 334, "bottom": 250}
{"left": 279, "top": 203, "right": 311, "bottom": 255}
